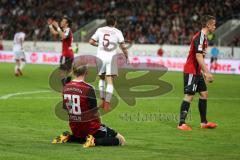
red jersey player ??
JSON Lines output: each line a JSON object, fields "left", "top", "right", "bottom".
{"left": 178, "top": 15, "right": 218, "bottom": 131}
{"left": 52, "top": 60, "right": 126, "bottom": 148}
{"left": 48, "top": 16, "right": 74, "bottom": 86}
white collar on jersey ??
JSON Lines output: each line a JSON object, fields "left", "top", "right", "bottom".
{"left": 200, "top": 30, "right": 207, "bottom": 37}
{"left": 72, "top": 79, "right": 84, "bottom": 82}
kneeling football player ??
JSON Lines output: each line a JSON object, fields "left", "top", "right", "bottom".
{"left": 52, "top": 60, "right": 125, "bottom": 147}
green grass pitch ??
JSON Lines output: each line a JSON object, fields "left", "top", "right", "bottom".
{"left": 0, "top": 63, "right": 240, "bottom": 160}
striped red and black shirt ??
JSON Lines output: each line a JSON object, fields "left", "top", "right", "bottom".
{"left": 184, "top": 31, "right": 208, "bottom": 75}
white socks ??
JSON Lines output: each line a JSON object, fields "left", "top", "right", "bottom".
{"left": 99, "top": 79, "right": 105, "bottom": 100}
{"left": 20, "top": 61, "right": 26, "bottom": 70}
{"left": 99, "top": 79, "right": 114, "bottom": 102}
{"left": 15, "top": 65, "right": 19, "bottom": 73}
{"left": 15, "top": 61, "right": 25, "bottom": 73}
{"left": 105, "top": 84, "right": 113, "bottom": 102}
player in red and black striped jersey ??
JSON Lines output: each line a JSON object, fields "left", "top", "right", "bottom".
{"left": 178, "top": 15, "right": 218, "bottom": 131}
{"left": 48, "top": 16, "right": 74, "bottom": 86}
{"left": 52, "top": 60, "right": 126, "bottom": 147}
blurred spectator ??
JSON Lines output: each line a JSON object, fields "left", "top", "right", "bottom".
{"left": 0, "top": 28, "right": 3, "bottom": 50}
{"left": 0, "top": 41, "right": 3, "bottom": 50}
{"left": 210, "top": 46, "right": 220, "bottom": 72}
{"left": 157, "top": 47, "right": 164, "bottom": 57}
{"left": 232, "top": 36, "right": 240, "bottom": 46}
{"left": 0, "top": 0, "right": 238, "bottom": 45}
{"left": 207, "top": 33, "right": 215, "bottom": 46}
{"left": 230, "top": 36, "right": 239, "bottom": 57}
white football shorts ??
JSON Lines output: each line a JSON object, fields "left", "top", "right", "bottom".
{"left": 97, "top": 54, "right": 118, "bottom": 76}
{"left": 14, "top": 50, "right": 25, "bottom": 60}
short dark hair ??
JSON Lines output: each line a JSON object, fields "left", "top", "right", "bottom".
{"left": 72, "top": 61, "right": 88, "bottom": 77}
{"left": 201, "top": 15, "right": 216, "bottom": 28}
{"left": 62, "top": 16, "right": 72, "bottom": 27}
{"left": 106, "top": 15, "right": 116, "bottom": 26}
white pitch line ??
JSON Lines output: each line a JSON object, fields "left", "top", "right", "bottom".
{"left": 0, "top": 90, "right": 52, "bottom": 100}
{"left": 0, "top": 90, "right": 239, "bottom": 101}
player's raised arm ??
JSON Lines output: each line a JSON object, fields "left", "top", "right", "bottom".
{"left": 48, "top": 19, "right": 58, "bottom": 35}
{"left": 52, "top": 21, "right": 67, "bottom": 40}
{"left": 48, "top": 25, "right": 58, "bottom": 35}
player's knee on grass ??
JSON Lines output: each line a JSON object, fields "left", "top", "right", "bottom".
{"left": 95, "top": 137, "right": 120, "bottom": 146}
{"left": 93, "top": 125, "right": 125, "bottom": 146}
{"left": 199, "top": 91, "right": 208, "bottom": 99}
{"left": 116, "top": 133, "right": 126, "bottom": 146}
{"left": 94, "top": 133, "right": 125, "bottom": 146}
{"left": 184, "top": 94, "right": 194, "bottom": 102}
{"left": 68, "top": 135, "right": 85, "bottom": 144}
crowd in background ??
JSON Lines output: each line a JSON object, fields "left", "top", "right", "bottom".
{"left": 0, "top": 0, "right": 239, "bottom": 45}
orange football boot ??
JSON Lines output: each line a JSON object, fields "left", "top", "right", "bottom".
{"left": 178, "top": 124, "right": 192, "bottom": 131}
{"left": 201, "top": 122, "right": 218, "bottom": 129}
{"left": 103, "top": 101, "right": 111, "bottom": 112}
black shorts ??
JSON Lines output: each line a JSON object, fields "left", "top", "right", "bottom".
{"left": 68, "top": 124, "right": 117, "bottom": 144}
{"left": 210, "top": 57, "right": 217, "bottom": 63}
{"left": 184, "top": 73, "right": 207, "bottom": 95}
{"left": 93, "top": 124, "right": 118, "bottom": 139}
{"left": 59, "top": 56, "right": 73, "bottom": 71}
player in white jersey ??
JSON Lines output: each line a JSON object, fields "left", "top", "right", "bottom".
{"left": 13, "top": 30, "right": 26, "bottom": 76}
{"left": 89, "top": 15, "right": 129, "bottom": 111}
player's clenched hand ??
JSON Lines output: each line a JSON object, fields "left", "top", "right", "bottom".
{"left": 47, "top": 18, "right": 53, "bottom": 25}
{"left": 52, "top": 21, "right": 59, "bottom": 28}
{"left": 204, "top": 72, "right": 214, "bottom": 83}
